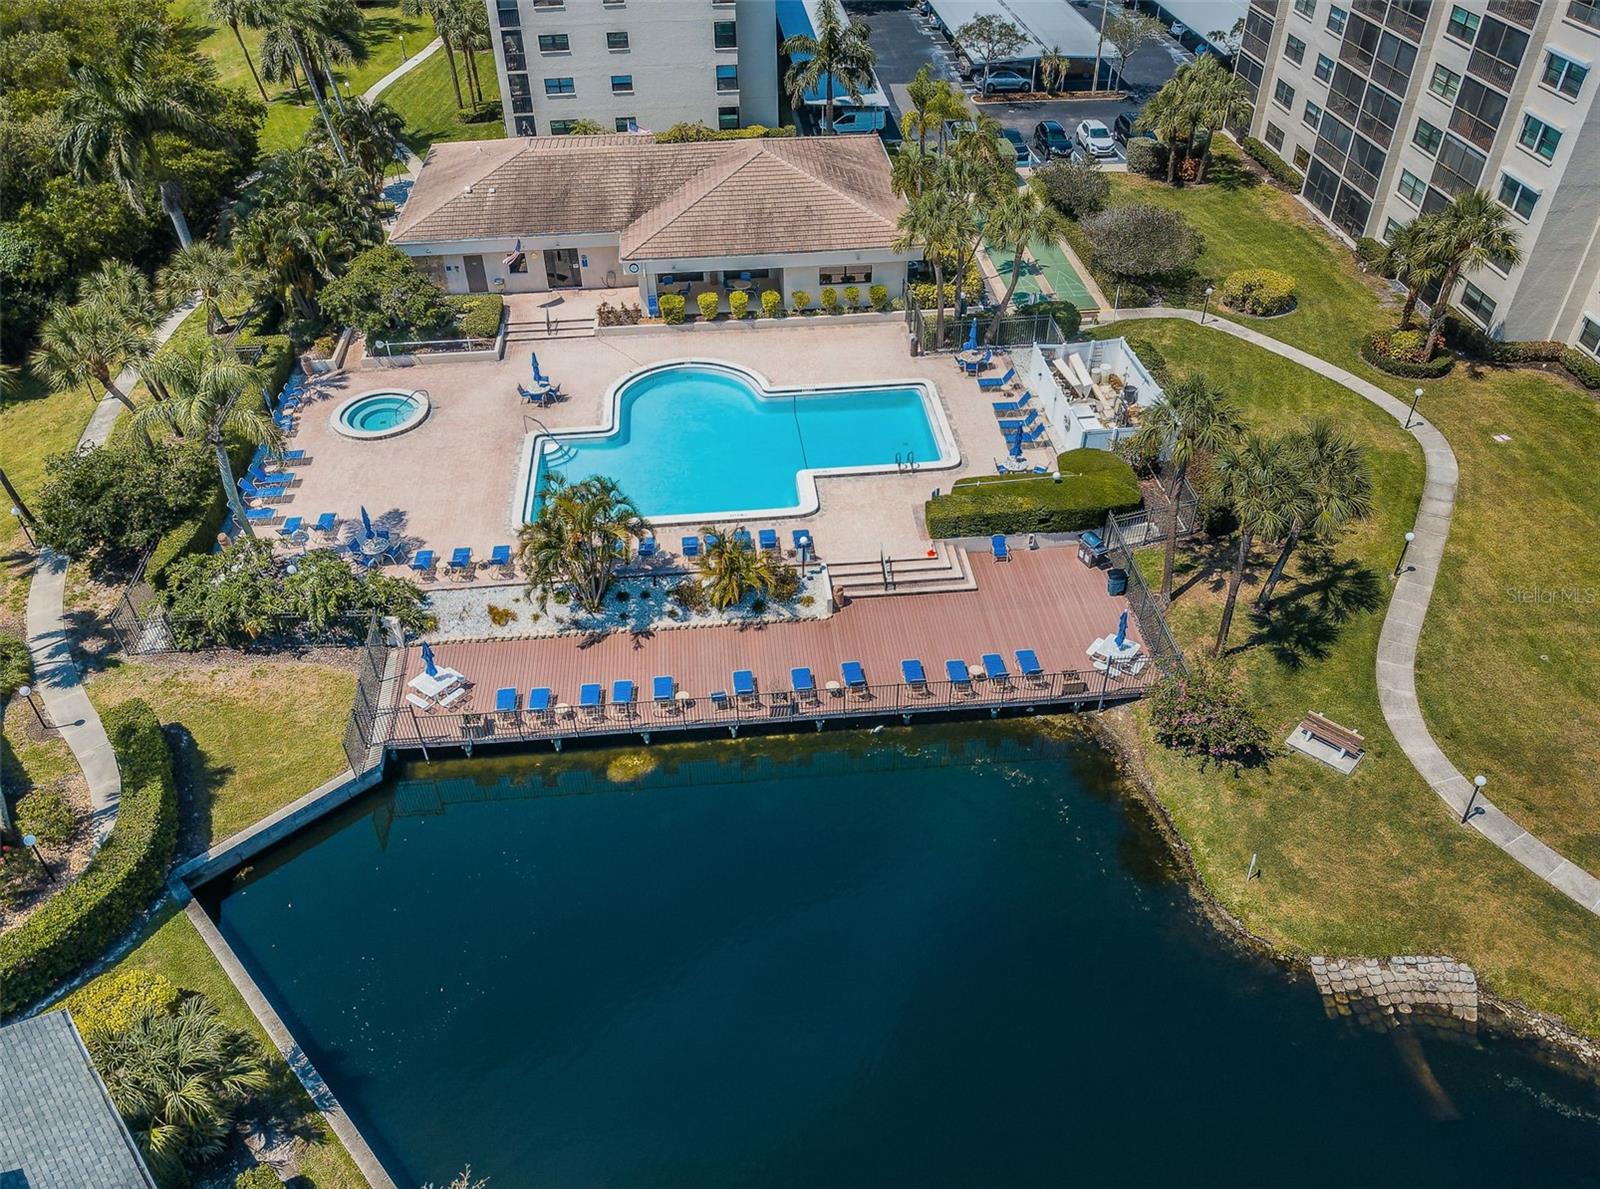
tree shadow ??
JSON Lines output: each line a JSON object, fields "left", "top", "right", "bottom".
{"left": 1241, "top": 552, "right": 1384, "bottom": 669}
{"left": 1167, "top": 534, "right": 1236, "bottom": 602}
{"left": 1205, "top": 154, "right": 1261, "bottom": 191}
{"left": 165, "top": 723, "right": 234, "bottom": 859}
{"left": 60, "top": 607, "right": 121, "bottom": 676}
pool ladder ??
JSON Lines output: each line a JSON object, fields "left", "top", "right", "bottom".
{"left": 895, "top": 450, "right": 918, "bottom": 474}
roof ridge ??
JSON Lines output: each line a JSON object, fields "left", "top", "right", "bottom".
{"left": 763, "top": 139, "right": 896, "bottom": 233}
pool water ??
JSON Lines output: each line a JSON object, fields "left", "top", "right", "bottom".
{"left": 340, "top": 392, "right": 423, "bottom": 434}
{"left": 529, "top": 363, "right": 945, "bottom": 520}
{"left": 205, "top": 725, "right": 1600, "bottom": 1188}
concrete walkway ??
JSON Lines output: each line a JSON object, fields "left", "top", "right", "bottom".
{"left": 1103, "top": 307, "right": 1600, "bottom": 917}
{"left": 361, "top": 36, "right": 441, "bottom": 104}
{"left": 20, "top": 299, "right": 195, "bottom": 845}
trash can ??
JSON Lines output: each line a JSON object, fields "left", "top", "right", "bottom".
{"left": 1077, "top": 530, "right": 1105, "bottom": 568}
{"left": 1106, "top": 568, "right": 1128, "bottom": 596}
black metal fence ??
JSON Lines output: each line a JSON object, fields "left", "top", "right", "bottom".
{"left": 905, "top": 305, "right": 1068, "bottom": 354}
{"left": 1102, "top": 509, "right": 1187, "bottom": 675}
{"left": 343, "top": 615, "right": 392, "bottom": 774}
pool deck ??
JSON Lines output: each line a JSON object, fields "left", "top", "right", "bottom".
{"left": 380, "top": 547, "right": 1151, "bottom": 750}
{"left": 263, "top": 322, "right": 1040, "bottom": 579}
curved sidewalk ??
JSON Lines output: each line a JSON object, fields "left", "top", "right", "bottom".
{"left": 1103, "top": 308, "right": 1600, "bottom": 917}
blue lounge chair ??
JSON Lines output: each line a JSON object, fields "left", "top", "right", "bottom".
{"left": 841, "top": 661, "right": 866, "bottom": 691}
{"left": 732, "top": 669, "right": 756, "bottom": 700}
{"left": 638, "top": 537, "right": 658, "bottom": 558}
{"left": 647, "top": 294, "right": 660, "bottom": 318}
{"left": 448, "top": 547, "right": 473, "bottom": 578}
{"left": 518, "top": 383, "right": 549, "bottom": 406}
{"left": 791, "top": 667, "right": 815, "bottom": 694}
{"left": 313, "top": 512, "right": 337, "bottom": 535}
{"left": 733, "top": 529, "right": 754, "bottom": 550}
{"left": 410, "top": 549, "right": 436, "bottom": 577}
{"left": 273, "top": 447, "right": 308, "bottom": 465}
{"left": 983, "top": 653, "right": 1010, "bottom": 682}
{"left": 1008, "top": 422, "right": 1049, "bottom": 446}
{"left": 704, "top": 532, "right": 722, "bottom": 550}
{"left": 249, "top": 463, "right": 294, "bottom": 486}
{"left": 977, "top": 366, "right": 1016, "bottom": 392}
{"left": 489, "top": 544, "right": 513, "bottom": 576}
{"left": 710, "top": 689, "right": 730, "bottom": 709}
{"left": 758, "top": 528, "right": 779, "bottom": 552}
{"left": 495, "top": 687, "right": 518, "bottom": 713}
{"left": 792, "top": 529, "right": 814, "bottom": 557}
{"left": 579, "top": 683, "right": 604, "bottom": 716}
{"left": 999, "top": 409, "right": 1041, "bottom": 434}
{"left": 946, "top": 659, "right": 973, "bottom": 690}
{"left": 612, "top": 680, "right": 636, "bottom": 715}
{"left": 682, "top": 535, "right": 701, "bottom": 558}
{"left": 1016, "top": 649, "right": 1043, "bottom": 678}
{"left": 992, "top": 535, "right": 1010, "bottom": 562}
{"left": 239, "top": 477, "right": 287, "bottom": 503}
{"left": 901, "top": 658, "right": 927, "bottom": 688}
{"left": 529, "top": 687, "right": 552, "bottom": 717}
{"left": 961, "top": 347, "right": 993, "bottom": 376}
{"left": 652, "top": 675, "right": 676, "bottom": 705}
{"left": 992, "top": 391, "right": 1032, "bottom": 415}
{"left": 244, "top": 507, "right": 278, "bottom": 526}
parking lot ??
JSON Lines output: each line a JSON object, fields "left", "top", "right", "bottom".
{"left": 851, "top": 0, "right": 1191, "bottom": 164}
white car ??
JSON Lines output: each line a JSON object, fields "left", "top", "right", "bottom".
{"left": 1075, "top": 119, "right": 1117, "bottom": 159}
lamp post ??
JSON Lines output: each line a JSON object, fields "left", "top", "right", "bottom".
{"left": 1462, "top": 774, "right": 1488, "bottom": 824}
{"left": 10, "top": 506, "right": 34, "bottom": 549}
{"left": 1200, "top": 286, "right": 1215, "bottom": 325}
{"left": 1393, "top": 531, "right": 1416, "bottom": 577}
{"left": 1404, "top": 386, "right": 1423, "bottom": 430}
{"left": 16, "top": 684, "right": 50, "bottom": 734}
{"left": 22, "top": 834, "right": 55, "bottom": 883}
{"left": 399, "top": 32, "right": 407, "bottom": 62}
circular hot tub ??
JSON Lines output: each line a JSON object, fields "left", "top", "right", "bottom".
{"left": 332, "top": 389, "right": 431, "bottom": 440}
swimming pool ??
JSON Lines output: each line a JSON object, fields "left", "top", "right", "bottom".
{"left": 332, "top": 389, "right": 430, "bottom": 439}
{"left": 519, "top": 361, "right": 957, "bottom": 523}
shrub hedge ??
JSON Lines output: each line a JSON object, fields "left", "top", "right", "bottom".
{"left": 697, "top": 290, "right": 720, "bottom": 320}
{"left": 61, "top": 968, "right": 180, "bottom": 1046}
{"left": 1444, "top": 312, "right": 1600, "bottom": 389}
{"left": 1361, "top": 328, "right": 1455, "bottom": 378}
{"left": 760, "top": 289, "right": 782, "bottom": 318}
{"left": 1239, "top": 137, "right": 1305, "bottom": 191}
{"left": 1026, "top": 299, "right": 1081, "bottom": 338}
{"left": 0, "top": 699, "right": 177, "bottom": 1015}
{"left": 729, "top": 289, "right": 750, "bottom": 319}
{"left": 659, "top": 293, "right": 686, "bottom": 324}
{"left": 450, "top": 294, "right": 505, "bottom": 340}
{"left": 925, "top": 448, "right": 1142, "bottom": 537}
{"left": 1219, "top": 268, "right": 1297, "bottom": 316}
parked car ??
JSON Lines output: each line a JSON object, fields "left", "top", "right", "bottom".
{"left": 1113, "top": 111, "right": 1155, "bottom": 145}
{"left": 1000, "top": 126, "right": 1031, "bottom": 164}
{"left": 1171, "top": 20, "right": 1189, "bottom": 37}
{"left": 942, "top": 118, "right": 976, "bottom": 147}
{"left": 981, "top": 69, "right": 1033, "bottom": 95}
{"left": 1031, "top": 120, "right": 1073, "bottom": 160}
{"left": 1075, "top": 119, "right": 1117, "bottom": 159}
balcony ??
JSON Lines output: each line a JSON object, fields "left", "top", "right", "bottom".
{"left": 1569, "top": 0, "right": 1600, "bottom": 26}
{"left": 1356, "top": 109, "right": 1395, "bottom": 146}
{"left": 1338, "top": 39, "right": 1376, "bottom": 73}
{"left": 1448, "top": 107, "right": 1499, "bottom": 151}
{"left": 1251, "top": 0, "right": 1282, "bottom": 13}
{"left": 1325, "top": 88, "right": 1362, "bottom": 125}
{"left": 1385, "top": 0, "right": 1428, "bottom": 38}
{"left": 1467, "top": 48, "right": 1520, "bottom": 90}
{"left": 1242, "top": 26, "right": 1272, "bottom": 59}
{"left": 1487, "top": 0, "right": 1541, "bottom": 25}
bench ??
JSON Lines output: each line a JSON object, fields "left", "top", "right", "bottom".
{"left": 1299, "top": 712, "right": 1365, "bottom": 760}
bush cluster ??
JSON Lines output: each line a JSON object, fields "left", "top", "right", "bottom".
{"left": 925, "top": 449, "right": 1142, "bottom": 538}
{"left": 1444, "top": 313, "right": 1600, "bottom": 389}
{"left": 0, "top": 699, "right": 177, "bottom": 1015}
{"left": 16, "top": 788, "right": 75, "bottom": 846}
{"left": 869, "top": 283, "right": 891, "bottom": 312}
{"left": 843, "top": 284, "right": 861, "bottom": 309}
{"left": 1218, "top": 268, "right": 1297, "bottom": 316}
{"left": 595, "top": 300, "right": 644, "bottom": 326}
{"left": 235, "top": 1166, "right": 284, "bottom": 1189}
{"left": 62, "top": 969, "right": 180, "bottom": 1047}
{"left": 729, "top": 290, "right": 750, "bottom": 318}
{"left": 1148, "top": 661, "right": 1273, "bottom": 768}
{"left": 1125, "top": 138, "right": 1168, "bottom": 179}
{"left": 1239, "top": 137, "right": 1305, "bottom": 191}
{"left": 1025, "top": 299, "right": 1082, "bottom": 339}
{"left": 658, "top": 293, "right": 686, "bottom": 324}
{"left": 697, "top": 290, "right": 720, "bottom": 320}
{"left": 450, "top": 294, "right": 504, "bottom": 340}
{"left": 1082, "top": 203, "right": 1203, "bottom": 280}
{"left": 653, "top": 121, "right": 794, "bottom": 143}
{"left": 1361, "top": 328, "right": 1455, "bottom": 378}
{"left": 792, "top": 290, "right": 812, "bottom": 313}
{"left": 821, "top": 286, "right": 839, "bottom": 313}
{"left": 760, "top": 289, "right": 783, "bottom": 318}
{"left": 1036, "top": 160, "right": 1111, "bottom": 219}
{"left": 34, "top": 442, "right": 214, "bottom": 568}
{"left": 318, "top": 245, "right": 455, "bottom": 340}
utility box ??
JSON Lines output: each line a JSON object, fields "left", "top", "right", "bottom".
{"left": 1106, "top": 568, "right": 1128, "bottom": 596}
{"left": 1077, "top": 530, "right": 1105, "bottom": 568}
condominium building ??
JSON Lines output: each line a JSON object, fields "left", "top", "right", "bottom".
{"left": 486, "top": 0, "right": 779, "bottom": 139}
{"left": 1237, "top": 0, "right": 1600, "bottom": 350}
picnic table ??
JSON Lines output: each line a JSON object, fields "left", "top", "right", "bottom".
{"left": 956, "top": 348, "right": 987, "bottom": 370}
{"left": 409, "top": 667, "right": 464, "bottom": 700}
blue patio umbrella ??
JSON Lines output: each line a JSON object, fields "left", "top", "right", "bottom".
{"left": 359, "top": 505, "right": 374, "bottom": 539}
{"left": 964, "top": 317, "right": 978, "bottom": 351}
{"left": 420, "top": 641, "right": 438, "bottom": 677}
{"left": 1114, "top": 610, "right": 1129, "bottom": 650}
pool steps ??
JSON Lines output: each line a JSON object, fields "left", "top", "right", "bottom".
{"left": 829, "top": 542, "right": 975, "bottom": 600}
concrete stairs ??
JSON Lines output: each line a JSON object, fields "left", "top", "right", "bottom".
{"left": 827, "top": 542, "right": 976, "bottom": 600}
{"left": 504, "top": 317, "right": 595, "bottom": 342}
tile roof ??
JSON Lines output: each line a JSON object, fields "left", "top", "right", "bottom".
{"left": 391, "top": 134, "right": 906, "bottom": 259}
{"left": 0, "top": 1011, "right": 158, "bottom": 1189}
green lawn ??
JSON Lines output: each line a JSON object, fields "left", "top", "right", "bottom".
{"left": 86, "top": 660, "right": 355, "bottom": 850}
{"left": 1101, "top": 318, "right": 1600, "bottom": 1037}
{"left": 0, "top": 375, "right": 95, "bottom": 619}
{"left": 384, "top": 47, "right": 504, "bottom": 152}
{"left": 67, "top": 903, "right": 366, "bottom": 1188}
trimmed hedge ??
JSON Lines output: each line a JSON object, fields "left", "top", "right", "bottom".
{"left": 658, "top": 293, "right": 686, "bottom": 324}
{"left": 926, "top": 448, "right": 1142, "bottom": 538}
{"left": 1444, "top": 312, "right": 1600, "bottom": 389}
{"left": 450, "top": 294, "right": 504, "bottom": 340}
{"left": 0, "top": 699, "right": 177, "bottom": 1015}
{"left": 1361, "top": 329, "right": 1455, "bottom": 378}
{"left": 1240, "top": 137, "right": 1305, "bottom": 191}
{"left": 1219, "top": 268, "right": 1296, "bottom": 316}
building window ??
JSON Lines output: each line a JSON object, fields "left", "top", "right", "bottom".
{"left": 1285, "top": 34, "right": 1306, "bottom": 63}
{"left": 1542, "top": 51, "right": 1589, "bottom": 96}
{"left": 1578, "top": 316, "right": 1600, "bottom": 356}
{"left": 544, "top": 76, "right": 575, "bottom": 95}
{"left": 1573, "top": 0, "right": 1600, "bottom": 31}
{"left": 536, "top": 33, "right": 570, "bottom": 52}
{"left": 501, "top": 30, "right": 526, "bottom": 71}
{"left": 1303, "top": 99, "right": 1323, "bottom": 128}
{"left": 714, "top": 20, "right": 738, "bottom": 48}
{"left": 718, "top": 105, "right": 740, "bottom": 130}
{"left": 1293, "top": 0, "right": 1316, "bottom": 15}
{"left": 1518, "top": 113, "right": 1562, "bottom": 158}
{"left": 1397, "top": 168, "right": 1427, "bottom": 205}
{"left": 1327, "top": 4, "right": 1348, "bottom": 34}
{"left": 550, "top": 119, "right": 576, "bottom": 134}
{"left": 1265, "top": 122, "right": 1285, "bottom": 149}
{"left": 1314, "top": 53, "right": 1335, "bottom": 81}
{"left": 1273, "top": 79, "right": 1295, "bottom": 108}
{"left": 1412, "top": 118, "right": 1443, "bottom": 153}
{"left": 1429, "top": 64, "right": 1462, "bottom": 101}
{"left": 615, "top": 115, "right": 636, "bottom": 132}
{"left": 495, "top": 0, "right": 520, "bottom": 28}
{"left": 716, "top": 63, "right": 739, "bottom": 91}
{"left": 606, "top": 30, "right": 630, "bottom": 50}
{"left": 611, "top": 74, "right": 633, "bottom": 93}
{"left": 1460, "top": 281, "right": 1496, "bottom": 325}
{"left": 1293, "top": 144, "right": 1310, "bottom": 169}
{"left": 1497, "top": 172, "right": 1540, "bottom": 218}
{"left": 514, "top": 115, "right": 536, "bottom": 136}
{"left": 507, "top": 73, "right": 531, "bottom": 100}
{"left": 509, "top": 253, "right": 528, "bottom": 274}
{"left": 1446, "top": 5, "right": 1481, "bottom": 41}
{"left": 1383, "top": 217, "right": 1403, "bottom": 240}
{"left": 1433, "top": 133, "right": 1487, "bottom": 193}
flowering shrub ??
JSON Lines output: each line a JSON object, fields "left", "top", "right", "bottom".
{"left": 729, "top": 290, "right": 750, "bottom": 319}
{"left": 820, "top": 286, "right": 839, "bottom": 313}
{"left": 791, "top": 289, "right": 812, "bottom": 313}
{"left": 760, "top": 289, "right": 782, "bottom": 318}
{"left": 1219, "top": 268, "right": 1296, "bottom": 316}
{"left": 1148, "top": 661, "right": 1272, "bottom": 768}
{"left": 658, "top": 293, "right": 686, "bottom": 324}
{"left": 697, "top": 290, "right": 720, "bottom": 321}
{"left": 843, "top": 284, "right": 861, "bottom": 309}
{"left": 1361, "top": 327, "right": 1455, "bottom": 377}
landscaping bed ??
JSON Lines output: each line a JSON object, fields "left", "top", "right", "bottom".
{"left": 926, "top": 448, "right": 1142, "bottom": 538}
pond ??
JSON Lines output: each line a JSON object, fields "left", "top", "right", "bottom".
{"left": 204, "top": 724, "right": 1600, "bottom": 1187}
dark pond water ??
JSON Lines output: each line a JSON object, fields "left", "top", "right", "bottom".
{"left": 205, "top": 724, "right": 1600, "bottom": 1187}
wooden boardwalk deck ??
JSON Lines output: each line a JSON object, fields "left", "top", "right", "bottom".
{"left": 382, "top": 547, "right": 1153, "bottom": 748}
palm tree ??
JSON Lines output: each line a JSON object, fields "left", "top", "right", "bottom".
{"left": 983, "top": 179, "right": 1066, "bottom": 338}
{"left": 782, "top": 0, "right": 876, "bottom": 135}
{"left": 132, "top": 341, "right": 279, "bottom": 536}
{"left": 1136, "top": 67, "right": 1203, "bottom": 185}
{"left": 92, "top": 997, "right": 271, "bottom": 1182}
{"left": 211, "top": 0, "right": 270, "bottom": 102}
{"left": 698, "top": 530, "right": 784, "bottom": 610}
{"left": 58, "top": 25, "right": 207, "bottom": 247}
{"left": 1212, "top": 433, "right": 1298, "bottom": 656}
{"left": 245, "top": 0, "right": 353, "bottom": 165}
{"left": 159, "top": 242, "right": 260, "bottom": 335}
{"left": 517, "top": 475, "right": 651, "bottom": 612}
{"left": 1038, "top": 45, "right": 1069, "bottom": 93}
{"left": 258, "top": 23, "right": 308, "bottom": 103}
{"left": 404, "top": 0, "right": 465, "bottom": 110}
{"left": 307, "top": 97, "right": 406, "bottom": 195}
{"left": 1420, "top": 189, "right": 1522, "bottom": 356}
{"left": 1374, "top": 215, "right": 1443, "bottom": 328}
{"left": 80, "top": 261, "right": 179, "bottom": 404}
{"left": 1189, "top": 57, "right": 1253, "bottom": 183}
{"left": 1255, "top": 420, "right": 1374, "bottom": 608}
{"left": 949, "top": 112, "right": 1009, "bottom": 172}
{"left": 1127, "top": 374, "right": 1243, "bottom": 602}
{"left": 894, "top": 184, "right": 966, "bottom": 348}
{"left": 31, "top": 298, "right": 140, "bottom": 412}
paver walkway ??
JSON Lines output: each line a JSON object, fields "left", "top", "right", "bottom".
{"left": 21, "top": 299, "right": 194, "bottom": 844}
{"left": 1104, "top": 307, "right": 1600, "bottom": 917}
